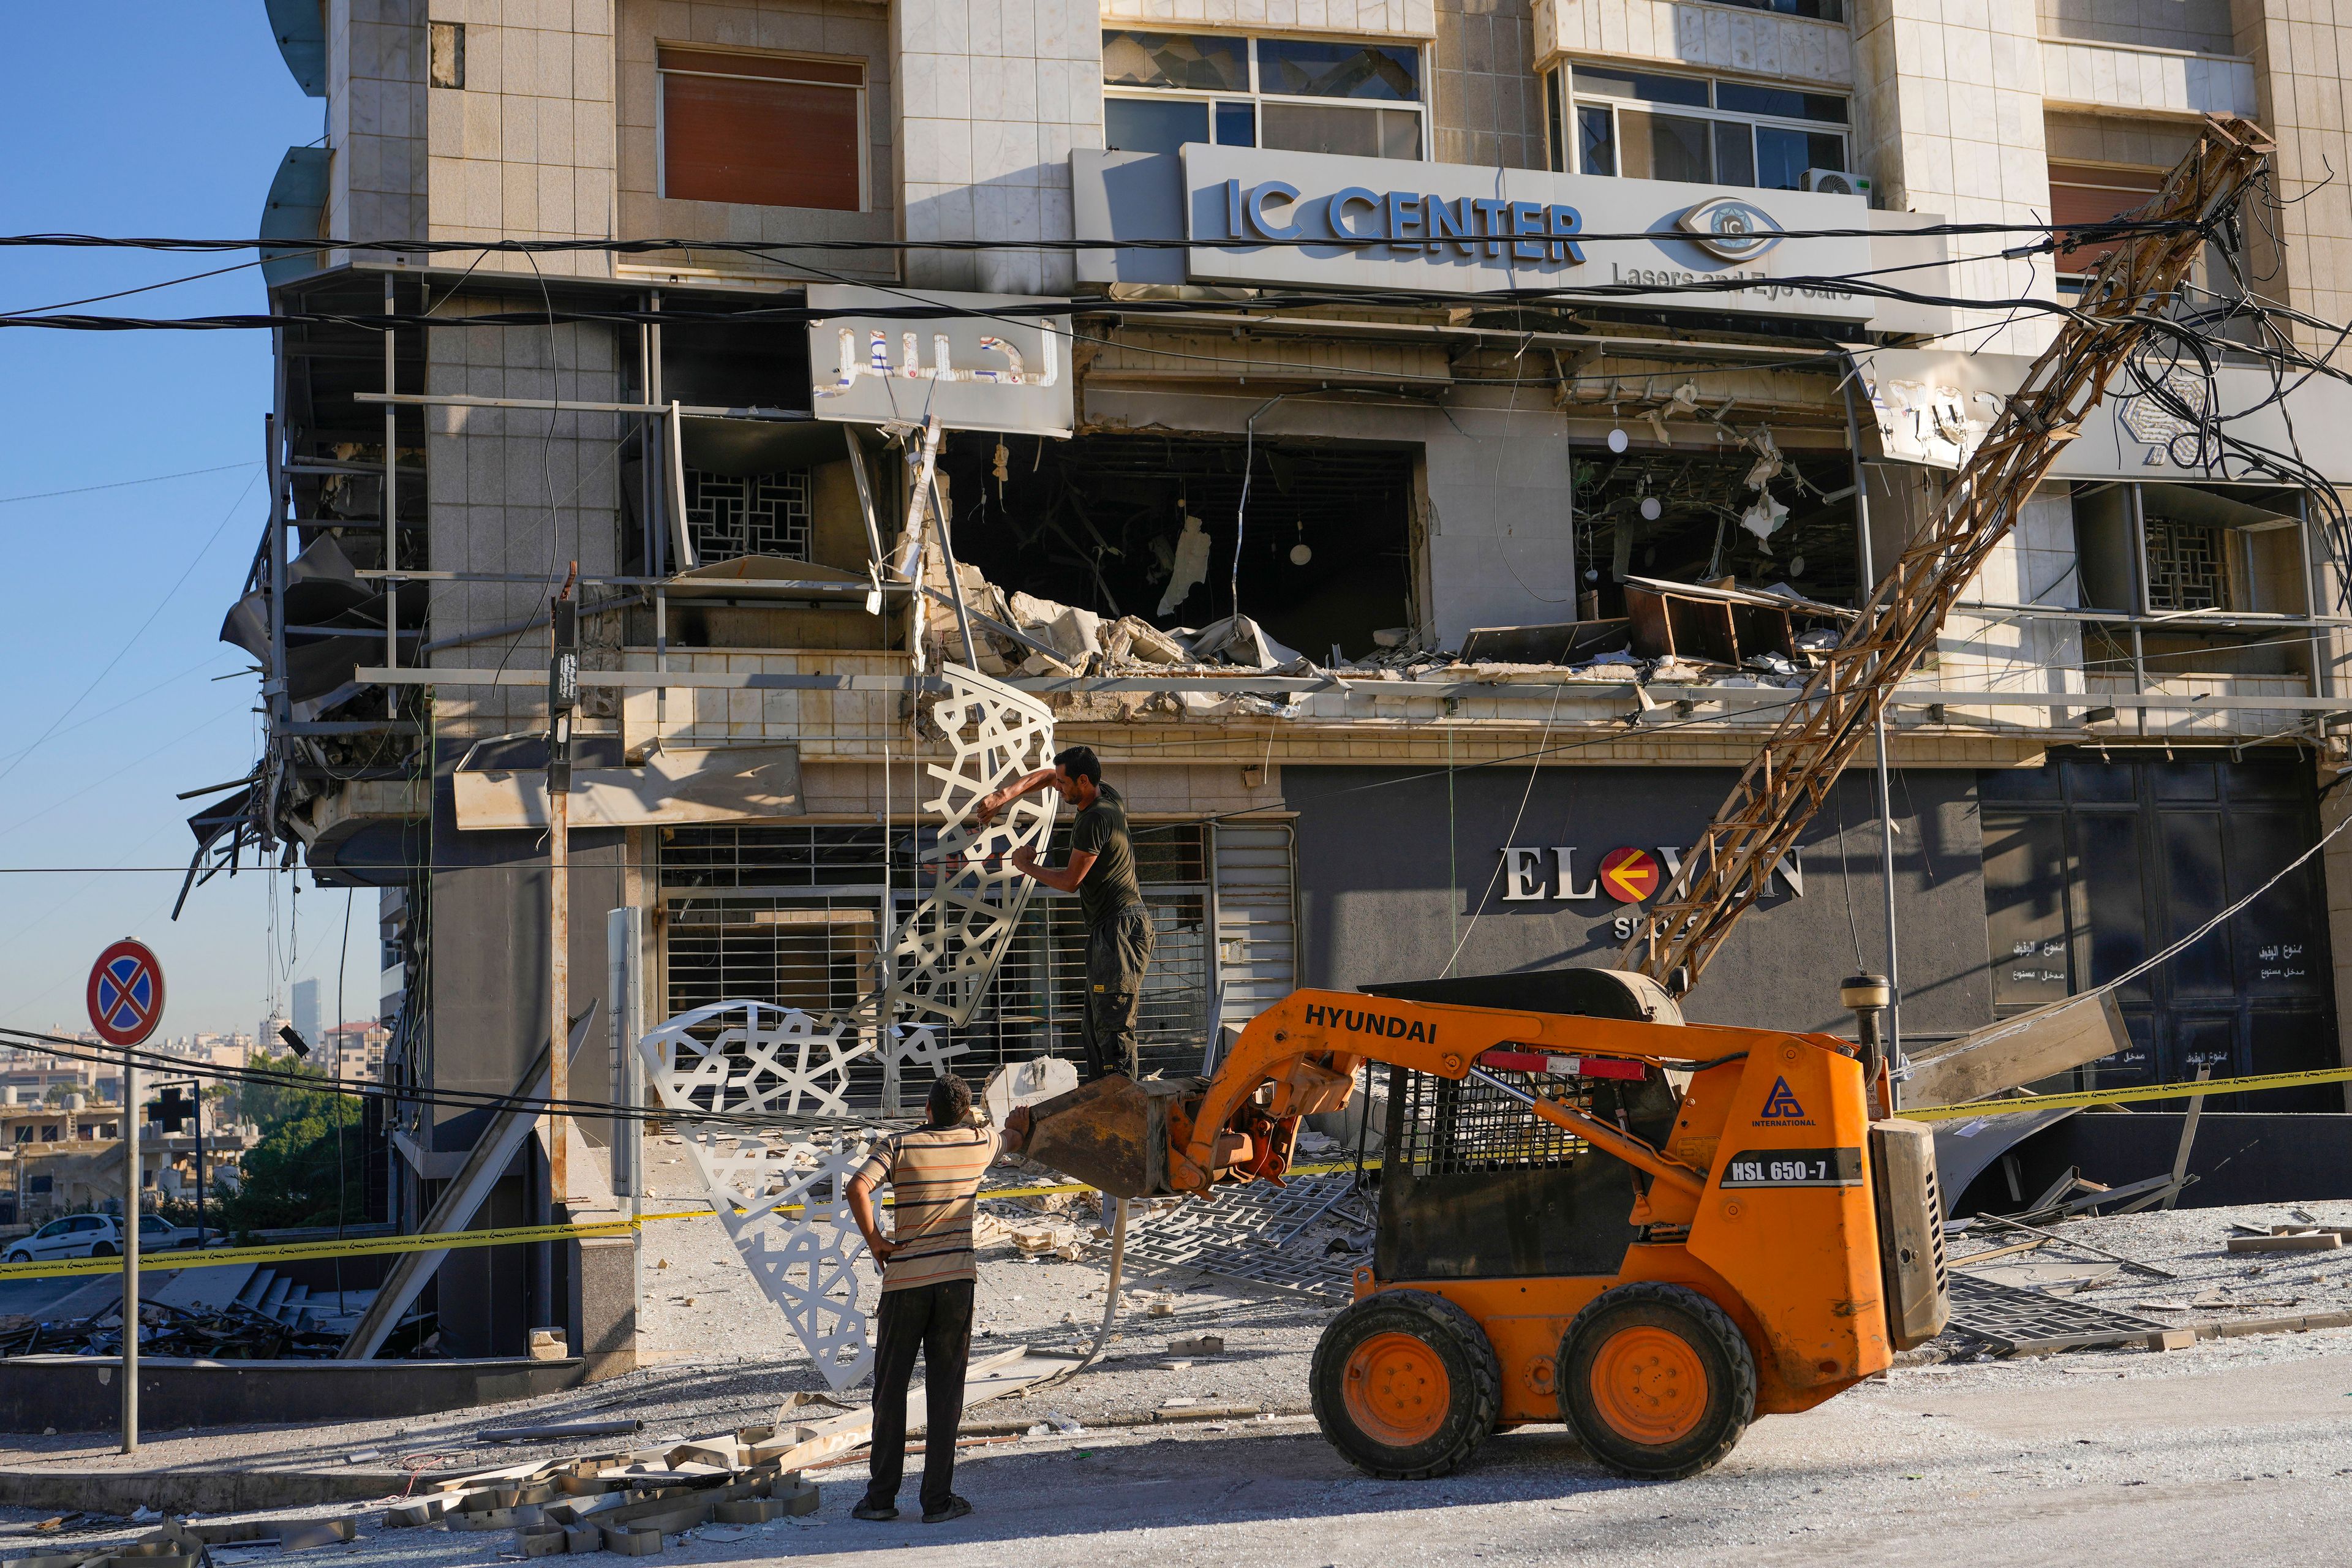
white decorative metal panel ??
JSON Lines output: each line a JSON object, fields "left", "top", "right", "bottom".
{"left": 639, "top": 666, "right": 1053, "bottom": 1387}
{"left": 886, "top": 666, "right": 1060, "bottom": 1025}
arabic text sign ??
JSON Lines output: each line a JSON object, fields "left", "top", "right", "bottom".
{"left": 806, "top": 285, "right": 1075, "bottom": 437}
{"left": 1858, "top": 348, "right": 2352, "bottom": 481}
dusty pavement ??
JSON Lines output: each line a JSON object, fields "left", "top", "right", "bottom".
{"left": 6, "top": 1337, "right": 2352, "bottom": 1568}
{"left": 6, "top": 1191, "right": 2352, "bottom": 1564}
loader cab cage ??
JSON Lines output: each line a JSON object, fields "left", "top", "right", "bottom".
{"left": 1377, "top": 1057, "right": 1680, "bottom": 1282}
{"left": 1387, "top": 1065, "right": 1597, "bottom": 1176}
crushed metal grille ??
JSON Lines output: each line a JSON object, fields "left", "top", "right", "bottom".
{"left": 687, "top": 467, "right": 811, "bottom": 563}
{"left": 1945, "top": 1272, "right": 2171, "bottom": 1355}
{"left": 1108, "top": 1174, "right": 1364, "bottom": 1300}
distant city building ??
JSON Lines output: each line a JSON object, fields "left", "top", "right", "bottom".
{"left": 291, "top": 979, "right": 322, "bottom": 1051}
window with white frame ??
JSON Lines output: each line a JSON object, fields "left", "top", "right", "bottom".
{"left": 657, "top": 46, "right": 868, "bottom": 212}
{"left": 1102, "top": 32, "right": 1425, "bottom": 161}
{"left": 1545, "top": 66, "right": 1846, "bottom": 190}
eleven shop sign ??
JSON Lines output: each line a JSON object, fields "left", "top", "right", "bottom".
{"left": 1498, "top": 845, "right": 1805, "bottom": 905}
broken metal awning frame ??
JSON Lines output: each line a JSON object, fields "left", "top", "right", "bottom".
{"left": 353, "top": 666, "right": 2352, "bottom": 714}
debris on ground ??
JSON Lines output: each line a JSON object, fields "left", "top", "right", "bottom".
{"left": 1939, "top": 1201, "right": 2352, "bottom": 1359}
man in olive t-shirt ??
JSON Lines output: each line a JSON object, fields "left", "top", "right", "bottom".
{"left": 971, "top": 744, "right": 1154, "bottom": 1080}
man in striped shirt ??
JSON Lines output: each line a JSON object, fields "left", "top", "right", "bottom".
{"left": 845, "top": 1072, "right": 1024, "bottom": 1525}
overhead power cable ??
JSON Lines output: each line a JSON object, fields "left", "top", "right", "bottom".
{"left": 0, "top": 216, "right": 2208, "bottom": 255}
{"left": 0, "top": 460, "right": 254, "bottom": 505}
{"left": 0, "top": 1023, "right": 903, "bottom": 1134}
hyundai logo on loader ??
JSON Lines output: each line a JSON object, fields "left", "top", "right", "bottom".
{"left": 1300, "top": 1003, "right": 1438, "bottom": 1044}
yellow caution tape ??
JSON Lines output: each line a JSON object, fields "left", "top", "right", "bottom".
{"left": 0, "top": 1217, "right": 647, "bottom": 1282}
{"left": 1906, "top": 1063, "right": 2352, "bottom": 1121}
{"left": 0, "top": 1161, "right": 1384, "bottom": 1283}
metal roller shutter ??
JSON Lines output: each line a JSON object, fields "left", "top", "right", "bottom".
{"left": 1212, "top": 823, "right": 1299, "bottom": 1041}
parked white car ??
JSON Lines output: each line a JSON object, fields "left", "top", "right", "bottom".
{"left": 2, "top": 1214, "right": 186, "bottom": 1263}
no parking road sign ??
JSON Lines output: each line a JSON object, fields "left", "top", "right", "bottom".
{"left": 86, "top": 938, "right": 165, "bottom": 1046}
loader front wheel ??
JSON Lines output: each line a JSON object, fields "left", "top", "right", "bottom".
{"left": 1559, "top": 1283, "right": 1754, "bottom": 1480}
{"left": 1313, "top": 1289, "right": 1500, "bottom": 1480}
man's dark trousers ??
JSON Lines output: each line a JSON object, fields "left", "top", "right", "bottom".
{"left": 1081, "top": 904, "right": 1154, "bottom": 1080}
{"left": 862, "top": 1280, "right": 974, "bottom": 1515}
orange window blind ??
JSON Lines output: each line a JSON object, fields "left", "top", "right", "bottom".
{"left": 2049, "top": 162, "right": 2165, "bottom": 276}
{"left": 659, "top": 48, "right": 864, "bottom": 211}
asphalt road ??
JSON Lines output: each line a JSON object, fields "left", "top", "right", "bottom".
{"left": 0, "top": 1275, "right": 108, "bottom": 1321}
{"left": 9, "top": 1340, "right": 2320, "bottom": 1568}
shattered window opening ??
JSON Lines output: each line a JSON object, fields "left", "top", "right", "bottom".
{"left": 1574, "top": 447, "right": 1860, "bottom": 612}
{"left": 1559, "top": 65, "right": 1847, "bottom": 189}
{"left": 940, "top": 431, "right": 1418, "bottom": 663}
{"left": 1102, "top": 30, "right": 1425, "bottom": 160}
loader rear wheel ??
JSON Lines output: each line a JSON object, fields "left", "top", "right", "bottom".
{"left": 1558, "top": 1283, "right": 1755, "bottom": 1480}
{"left": 1313, "top": 1289, "right": 1500, "bottom": 1479}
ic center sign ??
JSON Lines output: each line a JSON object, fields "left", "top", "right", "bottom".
{"left": 1178, "top": 143, "right": 1877, "bottom": 323}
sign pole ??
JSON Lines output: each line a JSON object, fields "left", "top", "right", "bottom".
{"left": 121, "top": 1047, "right": 138, "bottom": 1453}
{"left": 545, "top": 575, "right": 579, "bottom": 1343}
{"left": 86, "top": 936, "right": 164, "bottom": 1458}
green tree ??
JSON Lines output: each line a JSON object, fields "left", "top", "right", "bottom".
{"left": 213, "top": 1052, "right": 365, "bottom": 1232}
{"left": 220, "top": 1050, "right": 342, "bottom": 1131}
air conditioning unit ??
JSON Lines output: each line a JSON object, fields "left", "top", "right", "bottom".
{"left": 1803, "top": 168, "right": 1870, "bottom": 198}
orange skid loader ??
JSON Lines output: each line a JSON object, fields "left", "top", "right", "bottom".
{"left": 1020, "top": 971, "right": 1947, "bottom": 1480}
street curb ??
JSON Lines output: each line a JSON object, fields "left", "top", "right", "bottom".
{"left": 0, "top": 1469, "right": 412, "bottom": 1515}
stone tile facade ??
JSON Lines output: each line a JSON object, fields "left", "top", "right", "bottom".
{"left": 2040, "top": 36, "right": 2256, "bottom": 118}
{"left": 423, "top": 0, "right": 622, "bottom": 278}
{"left": 894, "top": 0, "right": 1104, "bottom": 293}
{"left": 1433, "top": 0, "right": 1546, "bottom": 170}
{"left": 331, "top": 0, "right": 430, "bottom": 255}
{"left": 1852, "top": 0, "right": 2058, "bottom": 355}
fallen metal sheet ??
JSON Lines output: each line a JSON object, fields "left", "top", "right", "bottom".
{"left": 885, "top": 665, "right": 1060, "bottom": 1027}
{"left": 628, "top": 667, "right": 1057, "bottom": 1385}
{"left": 1945, "top": 1272, "right": 2172, "bottom": 1355}
{"left": 339, "top": 1002, "right": 598, "bottom": 1359}
{"left": 1928, "top": 1105, "right": 2082, "bottom": 1213}
{"left": 1961, "top": 1261, "right": 2122, "bottom": 1293}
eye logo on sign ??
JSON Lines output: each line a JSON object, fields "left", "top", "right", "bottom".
{"left": 1597, "top": 848, "right": 1660, "bottom": 903}
{"left": 1675, "top": 198, "right": 1784, "bottom": 263}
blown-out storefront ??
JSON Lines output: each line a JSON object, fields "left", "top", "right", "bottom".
{"left": 1280, "top": 755, "right": 2339, "bottom": 1100}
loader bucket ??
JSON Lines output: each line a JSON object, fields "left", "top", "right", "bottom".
{"left": 1019, "top": 1074, "right": 1191, "bottom": 1198}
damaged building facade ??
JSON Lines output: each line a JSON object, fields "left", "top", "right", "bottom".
{"left": 204, "top": 0, "right": 2352, "bottom": 1356}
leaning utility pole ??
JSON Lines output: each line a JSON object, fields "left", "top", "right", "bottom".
{"left": 542, "top": 568, "right": 579, "bottom": 1323}
{"left": 1624, "top": 115, "right": 2274, "bottom": 999}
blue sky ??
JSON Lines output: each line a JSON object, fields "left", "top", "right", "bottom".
{"left": 0, "top": 10, "right": 379, "bottom": 1038}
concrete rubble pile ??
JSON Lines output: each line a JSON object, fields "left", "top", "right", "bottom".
{"left": 0, "top": 1515, "right": 361, "bottom": 1568}
{"left": 0, "top": 1298, "right": 361, "bottom": 1363}
{"left": 925, "top": 559, "right": 1861, "bottom": 719}
{"left": 377, "top": 1410, "right": 851, "bottom": 1557}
